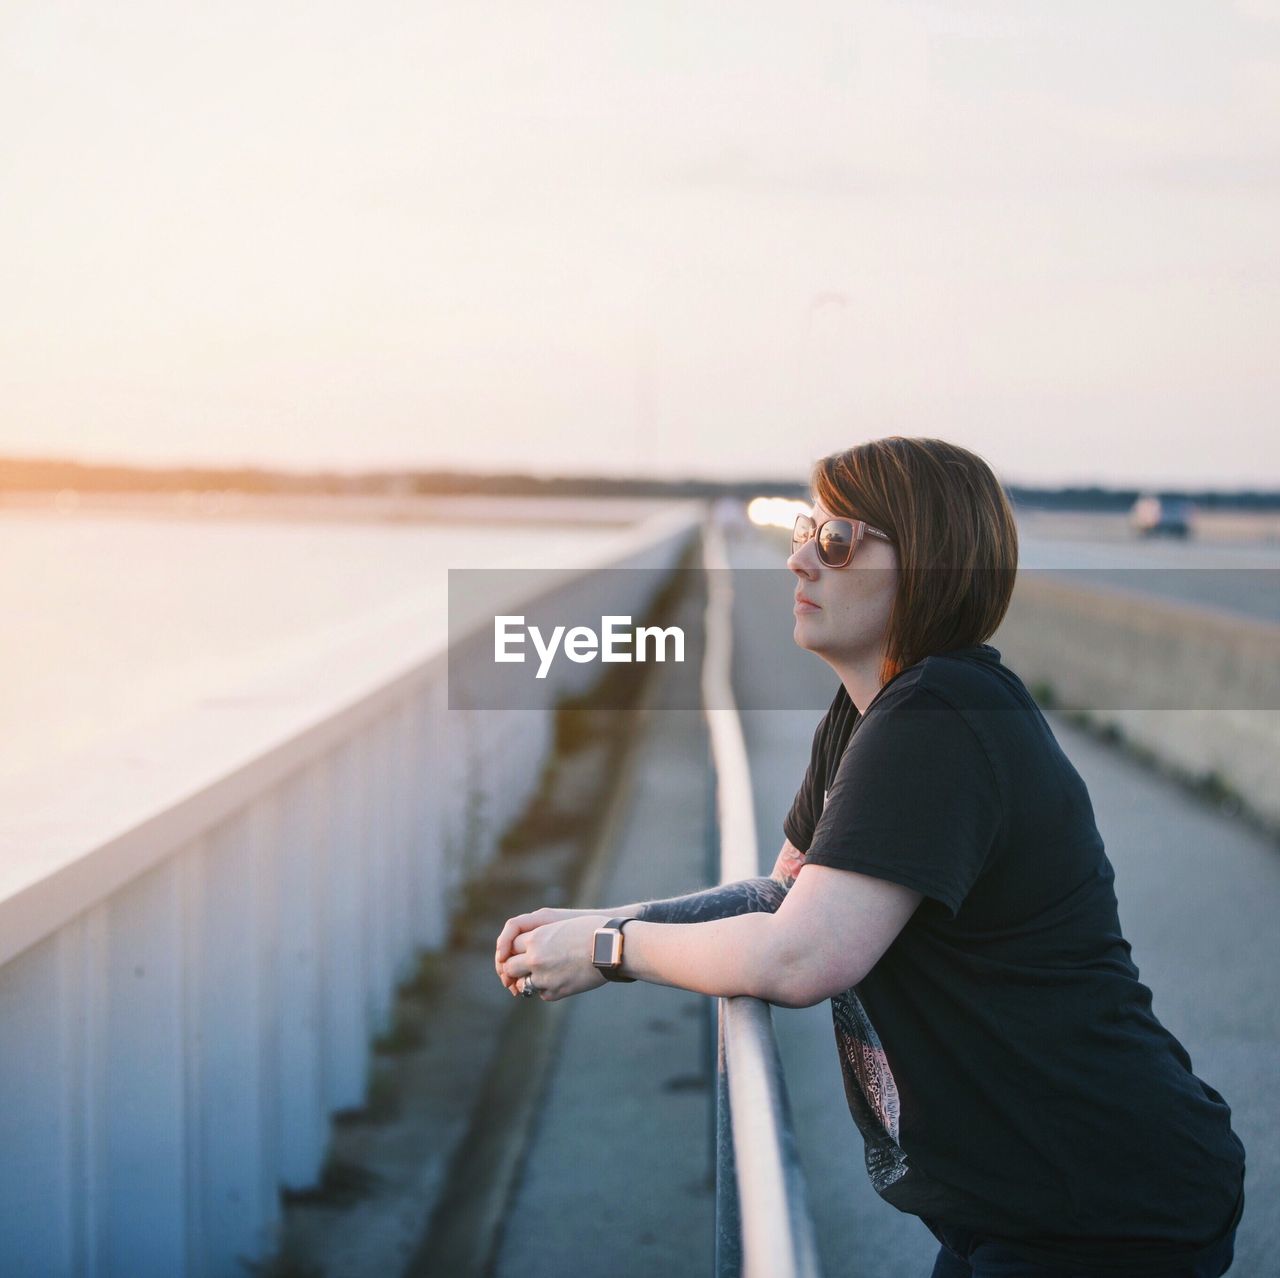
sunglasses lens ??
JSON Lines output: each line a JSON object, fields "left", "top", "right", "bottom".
{"left": 817, "top": 519, "right": 854, "bottom": 566}
{"left": 792, "top": 515, "right": 814, "bottom": 555}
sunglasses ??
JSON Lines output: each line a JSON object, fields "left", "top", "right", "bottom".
{"left": 792, "top": 513, "right": 894, "bottom": 567}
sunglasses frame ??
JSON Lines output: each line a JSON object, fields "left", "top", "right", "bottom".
{"left": 792, "top": 512, "right": 894, "bottom": 568}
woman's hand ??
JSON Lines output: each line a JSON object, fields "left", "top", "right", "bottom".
{"left": 498, "top": 914, "right": 614, "bottom": 1001}
{"left": 495, "top": 907, "right": 597, "bottom": 992}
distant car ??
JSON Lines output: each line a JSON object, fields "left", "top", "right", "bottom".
{"left": 1130, "top": 494, "right": 1194, "bottom": 538}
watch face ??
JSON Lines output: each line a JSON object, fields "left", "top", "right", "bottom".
{"left": 592, "top": 931, "right": 618, "bottom": 965}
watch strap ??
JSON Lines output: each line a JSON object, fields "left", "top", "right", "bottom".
{"left": 597, "top": 916, "right": 637, "bottom": 982}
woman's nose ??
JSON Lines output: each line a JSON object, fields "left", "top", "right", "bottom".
{"left": 788, "top": 548, "right": 818, "bottom": 577}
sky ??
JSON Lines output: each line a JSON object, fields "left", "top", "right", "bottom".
{"left": 2, "top": 1, "right": 1278, "bottom": 489}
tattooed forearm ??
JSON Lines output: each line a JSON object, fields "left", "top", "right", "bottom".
{"left": 634, "top": 876, "right": 789, "bottom": 924}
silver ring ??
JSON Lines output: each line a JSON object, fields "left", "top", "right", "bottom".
{"left": 521, "top": 977, "right": 538, "bottom": 999}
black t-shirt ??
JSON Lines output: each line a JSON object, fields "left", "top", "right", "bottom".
{"left": 783, "top": 643, "right": 1246, "bottom": 1274}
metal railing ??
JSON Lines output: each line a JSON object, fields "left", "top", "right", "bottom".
{"left": 701, "top": 517, "right": 823, "bottom": 1278}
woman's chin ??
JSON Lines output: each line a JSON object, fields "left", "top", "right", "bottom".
{"left": 792, "top": 617, "right": 821, "bottom": 651}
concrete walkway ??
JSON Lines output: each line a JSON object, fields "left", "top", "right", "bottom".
{"left": 490, "top": 575, "right": 717, "bottom": 1278}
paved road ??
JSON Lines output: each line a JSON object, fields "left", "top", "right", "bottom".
{"left": 1017, "top": 520, "right": 1280, "bottom": 626}
{"left": 727, "top": 522, "right": 1280, "bottom": 1278}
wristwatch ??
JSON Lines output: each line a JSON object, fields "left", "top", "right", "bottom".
{"left": 591, "top": 917, "right": 638, "bottom": 983}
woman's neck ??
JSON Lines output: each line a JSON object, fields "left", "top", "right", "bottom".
{"left": 823, "top": 652, "right": 887, "bottom": 719}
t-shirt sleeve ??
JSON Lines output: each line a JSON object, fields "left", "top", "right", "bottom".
{"left": 782, "top": 710, "right": 829, "bottom": 853}
{"left": 803, "top": 686, "right": 1003, "bottom": 919}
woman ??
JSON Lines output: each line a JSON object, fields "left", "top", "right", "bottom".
{"left": 495, "top": 437, "right": 1246, "bottom": 1277}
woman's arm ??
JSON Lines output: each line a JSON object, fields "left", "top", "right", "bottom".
{"left": 610, "top": 877, "right": 787, "bottom": 923}
{"left": 601, "top": 838, "right": 806, "bottom": 920}
{"left": 604, "top": 912, "right": 783, "bottom": 1002}
{"left": 495, "top": 840, "right": 805, "bottom": 993}
{"left": 499, "top": 857, "right": 921, "bottom": 1006}
{"left": 610, "top": 864, "right": 923, "bottom": 1007}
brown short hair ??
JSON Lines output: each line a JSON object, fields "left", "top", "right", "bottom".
{"left": 811, "top": 437, "right": 1019, "bottom": 688}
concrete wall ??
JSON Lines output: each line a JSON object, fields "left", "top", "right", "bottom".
{"left": 0, "top": 505, "right": 700, "bottom": 1278}
{"left": 994, "top": 573, "right": 1280, "bottom": 829}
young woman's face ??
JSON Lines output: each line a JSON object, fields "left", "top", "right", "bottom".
{"left": 787, "top": 499, "right": 899, "bottom": 665}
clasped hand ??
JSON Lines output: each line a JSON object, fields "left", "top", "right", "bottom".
{"left": 494, "top": 907, "right": 615, "bottom": 1001}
